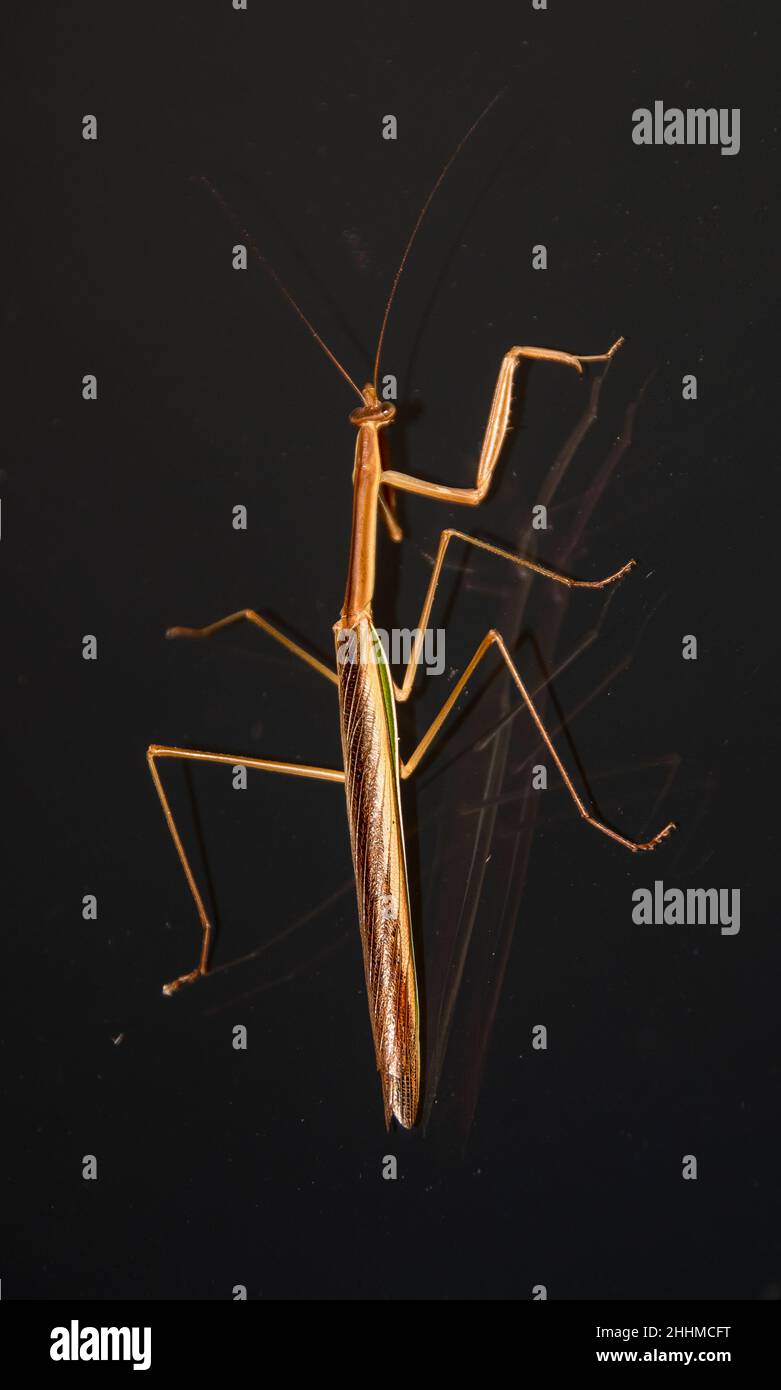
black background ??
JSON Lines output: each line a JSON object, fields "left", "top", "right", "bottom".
{"left": 3, "top": 1, "right": 779, "bottom": 1299}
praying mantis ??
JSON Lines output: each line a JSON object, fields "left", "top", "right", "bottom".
{"left": 146, "top": 99, "right": 676, "bottom": 1129}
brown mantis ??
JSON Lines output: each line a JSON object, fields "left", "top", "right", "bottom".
{"left": 147, "top": 99, "right": 676, "bottom": 1129}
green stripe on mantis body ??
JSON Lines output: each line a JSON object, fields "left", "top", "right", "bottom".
{"left": 370, "top": 623, "right": 398, "bottom": 750}
{"left": 368, "top": 622, "right": 418, "bottom": 996}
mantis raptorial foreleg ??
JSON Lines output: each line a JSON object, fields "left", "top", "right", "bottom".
{"left": 381, "top": 338, "right": 624, "bottom": 509}
{"left": 147, "top": 744, "right": 344, "bottom": 994}
{"left": 391, "top": 528, "right": 634, "bottom": 703}
{"left": 398, "top": 631, "right": 675, "bottom": 853}
{"left": 166, "top": 609, "right": 338, "bottom": 685}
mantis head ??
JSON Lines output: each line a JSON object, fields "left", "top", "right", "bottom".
{"left": 349, "top": 384, "right": 397, "bottom": 428}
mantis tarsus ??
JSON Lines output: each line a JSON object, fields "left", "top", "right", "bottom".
{"left": 147, "top": 98, "right": 676, "bottom": 1130}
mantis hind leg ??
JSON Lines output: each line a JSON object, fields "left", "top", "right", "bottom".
{"left": 146, "top": 744, "right": 344, "bottom": 994}
{"left": 399, "top": 631, "right": 675, "bottom": 854}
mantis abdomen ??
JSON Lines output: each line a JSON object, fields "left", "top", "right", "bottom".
{"left": 335, "top": 614, "right": 420, "bottom": 1129}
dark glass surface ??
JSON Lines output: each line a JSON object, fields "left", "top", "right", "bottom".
{"left": 3, "top": 1, "right": 778, "bottom": 1298}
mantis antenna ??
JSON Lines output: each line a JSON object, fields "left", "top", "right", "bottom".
{"left": 195, "top": 90, "right": 504, "bottom": 406}
{"left": 194, "top": 173, "right": 365, "bottom": 404}
{"left": 372, "top": 88, "right": 506, "bottom": 391}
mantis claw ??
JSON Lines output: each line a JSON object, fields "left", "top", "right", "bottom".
{"left": 634, "top": 821, "right": 678, "bottom": 853}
